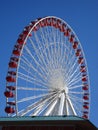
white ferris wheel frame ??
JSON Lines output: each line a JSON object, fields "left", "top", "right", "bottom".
{"left": 4, "top": 16, "right": 90, "bottom": 119}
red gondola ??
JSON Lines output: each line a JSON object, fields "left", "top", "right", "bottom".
{"left": 33, "top": 26, "right": 37, "bottom": 31}
{"left": 17, "top": 38, "right": 24, "bottom": 44}
{"left": 31, "top": 21, "right": 36, "bottom": 26}
{"left": 59, "top": 23, "right": 66, "bottom": 32}
{"left": 45, "top": 18, "right": 50, "bottom": 26}
{"left": 73, "top": 41, "right": 78, "bottom": 49}
{"left": 9, "top": 62, "right": 17, "bottom": 68}
{"left": 4, "top": 91, "right": 14, "bottom": 98}
{"left": 82, "top": 77, "right": 87, "bottom": 82}
{"left": 5, "top": 107, "right": 15, "bottom": 114}
{"left": 82, "top": 74, "right": 87, "bottom": 82}
{"left": 76, "top": 49, "right": 81, "bottom": 56}
{"left": 82, "top": 84, "right": 88, "bottom": 90}
{"left": 19, "top": 33, "right": 26, "bottom": 41}
{"left": 6, "top": 76, "right": 16, "bottom": 82}
{"left": 44, "top": 18, "right": 49, "bottom": 26}
{"left": 11, "top": 57, "right": 18, "bottom": 62}
{"left": 32, "top": 26, "right": 39, "bottom": 31}
{"left": 69, "top": 35, "right": 74, "bottom": 43}
{"left": 39, "top": 20, "right": 45, "bottom": 27}
{"left": 24, "top": 25, "right": 32, "bottom": 31}
{"left": 80, "top": 66, "right": 86, "bottom": 72}
{"left": 83, "top": 105, "right": 89, "bottom": 109}
{"left": 13, "top": 49, "right": 20, "bottom": 56}
{"left": 51, "top": 18, "right": 57, "bottom": 28}
{"left": 14, "top": 44, "right": 22, "bottom": 50}
{"left": 46, "top": 18, "right": 53, "bottom": 26}
{"left": 23, "top": 30, "right": 29, "bottom": 35}
{"left": 57, "top": 19, "right": 61, "bottom": 27}
{"left": 82, "top": 114, "right": 88, "bottom": 119}
{"left": 64, "top": 28, "right": 71, "bottom": 36}
{"left": 78, "top": 57, "right": 84, "bottom": 64}
{"left": 49, "top": 18, "right": 53, "bottom": 26}
{"left": 83, "top": 95, "right": 89, "bottom": 100}
{"left": 61, "top": 23, "right": 66, "bottom": 32}
{"left": 8, "top": 71, "right": 16, "bottom": 75}
{"left": 50, "top": 18, "right": 55, "bottom": 26}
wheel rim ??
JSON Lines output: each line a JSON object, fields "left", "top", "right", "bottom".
{"left": 4, "top": 16, "right": 90, "bottom": 118}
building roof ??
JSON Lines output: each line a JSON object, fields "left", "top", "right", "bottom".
{"left": 0, "top": 115, "right": 83, "bottom": 121}
{"left": 0, "top": 116, "right": 97, "bottom": 130}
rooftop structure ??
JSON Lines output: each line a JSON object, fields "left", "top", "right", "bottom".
{"left": 0, "top": 116, "right": 97, "bottom": 130}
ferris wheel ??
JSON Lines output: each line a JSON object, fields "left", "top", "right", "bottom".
{"left": 4, "top": 16, "right": 90, "bottom": 118}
